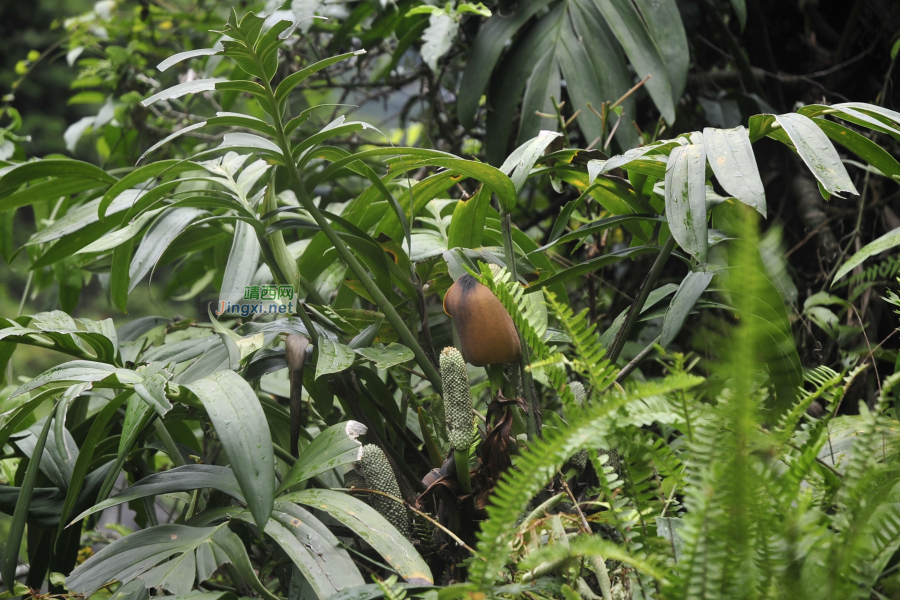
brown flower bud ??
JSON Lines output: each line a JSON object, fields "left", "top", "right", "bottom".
{"left": 443, "top": 273, "right": 521, "bottom": 367}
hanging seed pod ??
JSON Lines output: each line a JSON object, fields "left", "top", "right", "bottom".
{"left": 440, "top": 347, "right": 474, "bottom": 451}
{"left": 358, "top": 444, "right": 410, "bottom": 538}
{"left": 443, "top": 273, "right": 521, "bottom": 367}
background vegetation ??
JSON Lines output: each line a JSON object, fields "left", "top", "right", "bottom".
{"left": 0, "top": 0, "right": 899, "bottom": 598}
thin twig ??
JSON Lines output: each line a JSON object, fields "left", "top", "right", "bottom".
{"left": 342, "top": 488, "right": 481, "bottom": 556}
{"left": 557, "top": 470, "right": 591, "bottom": 534}
{"left": 611, "top": 335, "right": 661, "bottom": 388}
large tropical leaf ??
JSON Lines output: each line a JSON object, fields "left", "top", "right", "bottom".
{"left": 184, "top": 371, "right": 275, "bottom": 532}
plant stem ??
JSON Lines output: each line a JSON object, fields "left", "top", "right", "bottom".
{"left": 153, "top": 419, "right": 186, "bottom": 467}
{"left": 259, "top": 73, "right": 442, "bottom": 394}
{"left": 550, "top": 95, "right": 570, "bottom": 147}
{"left": 610, "top": 335, "right": 661, "bottom": 387}
{"left": 454, "top": 448, "right": 471, "bottom": 494}
{"left": 607, "top": 236, "right": 676, "bottom": 363}
{"left": 501, "top": 212, "right": 538, "bottom": 440}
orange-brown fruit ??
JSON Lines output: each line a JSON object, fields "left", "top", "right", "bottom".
{"left": 443, "top": 273, "right": 521, "bottom": 367}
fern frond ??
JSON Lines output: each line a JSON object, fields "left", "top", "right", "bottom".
{"left": 468, "top": 373, "right": 704, "bottom": 587}
{"left": 545, "top": 291, "right": 618, "bottom": 395}
{"left": 775, "top": 365, "right": 841, "bottom": 444}
{"left": 667, "top": 406, "right": 734, "bottom": 600}
{"left": 853, "top": 502, "right": 900, "bottom": 590}
{"left": 779, "top": 420, "right": 831, "bottom": 498}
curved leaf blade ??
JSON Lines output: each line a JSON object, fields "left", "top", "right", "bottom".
{"left": 702, "top": 126, "right": 766, "bottom": 217}
{"left": 661, "top": 270, "right": 715, "bottom": 347}
{"left": 774, "top": 113, "right": 858, "bottom": 197}
{"left": 665, "top": 144, "right": 708, "bottom": 263}
{"left": 834, "top": 226, "right": 900, "bottom": 283}
{"left": 282, "top": 488, "right": 433, "bottom": 585}
{"left": 184, "top": 371, "right": 275, "bottom": 531}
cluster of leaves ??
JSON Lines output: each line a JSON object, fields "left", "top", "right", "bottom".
{"left": 1, "top": 2, "right": 900, "bottom": 600}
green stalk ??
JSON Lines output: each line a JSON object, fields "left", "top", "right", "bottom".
{"left": 454, "top": 448, "right": 471, "bottom": 494}
{"left": 607, "top": 236, "right": 676, "bottom": 363}
{"left": 261, "top": 178, "right": 327, "bottom": 306}
{"left": 254, "top": 59, "right": 442, "bottom": 394}
{"left": 501, "top": 212, "right": 538, "bottom": 440}
{"left": 153, "top": 419, "right": 186, "bottom": 467}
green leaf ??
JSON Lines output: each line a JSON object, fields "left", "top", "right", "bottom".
{"left": 447, "top": 185, "right": 492, "bottom": 248}
{"left": 590, "top": 0, "right": 676, "bottom": 123}
{"left": 184, "top": 370, "right": 275, "bottom": 531}
{"left": 2, "top": 401, "right": 56, "bottom": 588}
{"left": 274, "top": 50, "right": 367, "bottom": 106}
{"left": 458, "top": 2, "right": 492, "bottom": 17}
{"left": 568, "top": 0, "right": 639, "bottom": 149}
{"left": 282, "top": 488, "right": 433, "bottom": 585}
{"left": 813, "top": 118, "right": 900, "bottom": 182}
{"left": 483, "top": 5, "right": 563, "bottom": 166}
{"left": 702, "top": 126, "right": 766, "bottom": 216}
{"left": 54, "top": 382, "right": 88, "bottom": 469}
{"left": 278, "top": 421, "right": 366, "bottom": 492}
{"left": 0, "top": 389, "right": 59, "bottom": 450}
{"left": 355, "top": 343, "right": 415, "bottom": 369}
{"left": 526, "top": 245, "right": 659, "bottom": 291}
{"left": 421, "top": 11, "right": 458, "bottom": 71}
{"left": 501, "top": 131, "right": 562, "bottom": 192}
{"left": 315, "top": 337, "right": 356, "bottom": 379}
{"left": 1, "top": 177, "right": 105, "bottom": 214}
{"left": 0, "top": 312, "right": 119, "bottom": 364}
{"left": 157, "top": 48, "right": 222, "bottom": 72}
{"left": 599, "top": 283, "right": 679, "bottom": 347}
{"left": 774, "top": 113, "right": 858, "bottom": 197}
{"left": 264, "top": 506, "right": 365, "bottom": 596}
{"left": 0, "top": 159, "right": 117, "bottom": 198}
{"left": 9, "top": 360, "right": 141, "bottom": 400}
{"left": 29, "top": 192, "right": 140, "bottom": 245}
{"left": 418, "top": 158, "right": 517, "bottom": 212}
{"left": 833, "top": 226, "right": 900, "bottom": 283}
{"left": 57, "top": 391, "right": 130, "bottom": 542}
{"left": 406, "top": 5, "right": 441, "bottom": 15}
{"left": 538, "top": 214, "right": 664, "bottom": 252}
{"left": 140, "top": 79, "right": 225, "bottom": 107}
{"left": 209, "top": 526, "right": 281, "bottom": 600}
{"left": 137, "top": 122, "right": 209, "bottom": 164}
{"left": 77, "top": 207, "right": 165, "bottom": 254}
{"left": 134, "top": 371, "right": 174, "bottom": 417}
{"left": 67, "top": 524, "right": 222, "bottom": 597}
{"left": 833, "top": 102, "right": 900, "bottom": 134}
{"left": 111, "top": 237, "right": 133, "bottom": 313}
{"left": 727, "top": 0, "right": 747, "bottom": 31}
{"left": 665, "top": 144, "right": 708, "bottom": 264}
{"left": 220, "top": 221, "right": 261, "bottom": 305}
{"left": 661, "top": 270, "right": 715, "bottom": 347}
{"left": 71, "top": 465, "right": 245, "bottom": 523}
{"left": 633, "top": 0, "right": 689, "bottom": 100}
{"left": 129, "top": 208, "right": 205, "bottom": 293}
{"left": 457, "top": 0, "right": 554, "bottom": 129}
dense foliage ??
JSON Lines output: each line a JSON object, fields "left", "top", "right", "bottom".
{"left": 1, "top": 1, "right": 900, "bottom": 599}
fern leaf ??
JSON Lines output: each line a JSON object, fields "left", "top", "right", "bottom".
{"left": 469, "top": 374, "right": 704, "bottom": 587}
